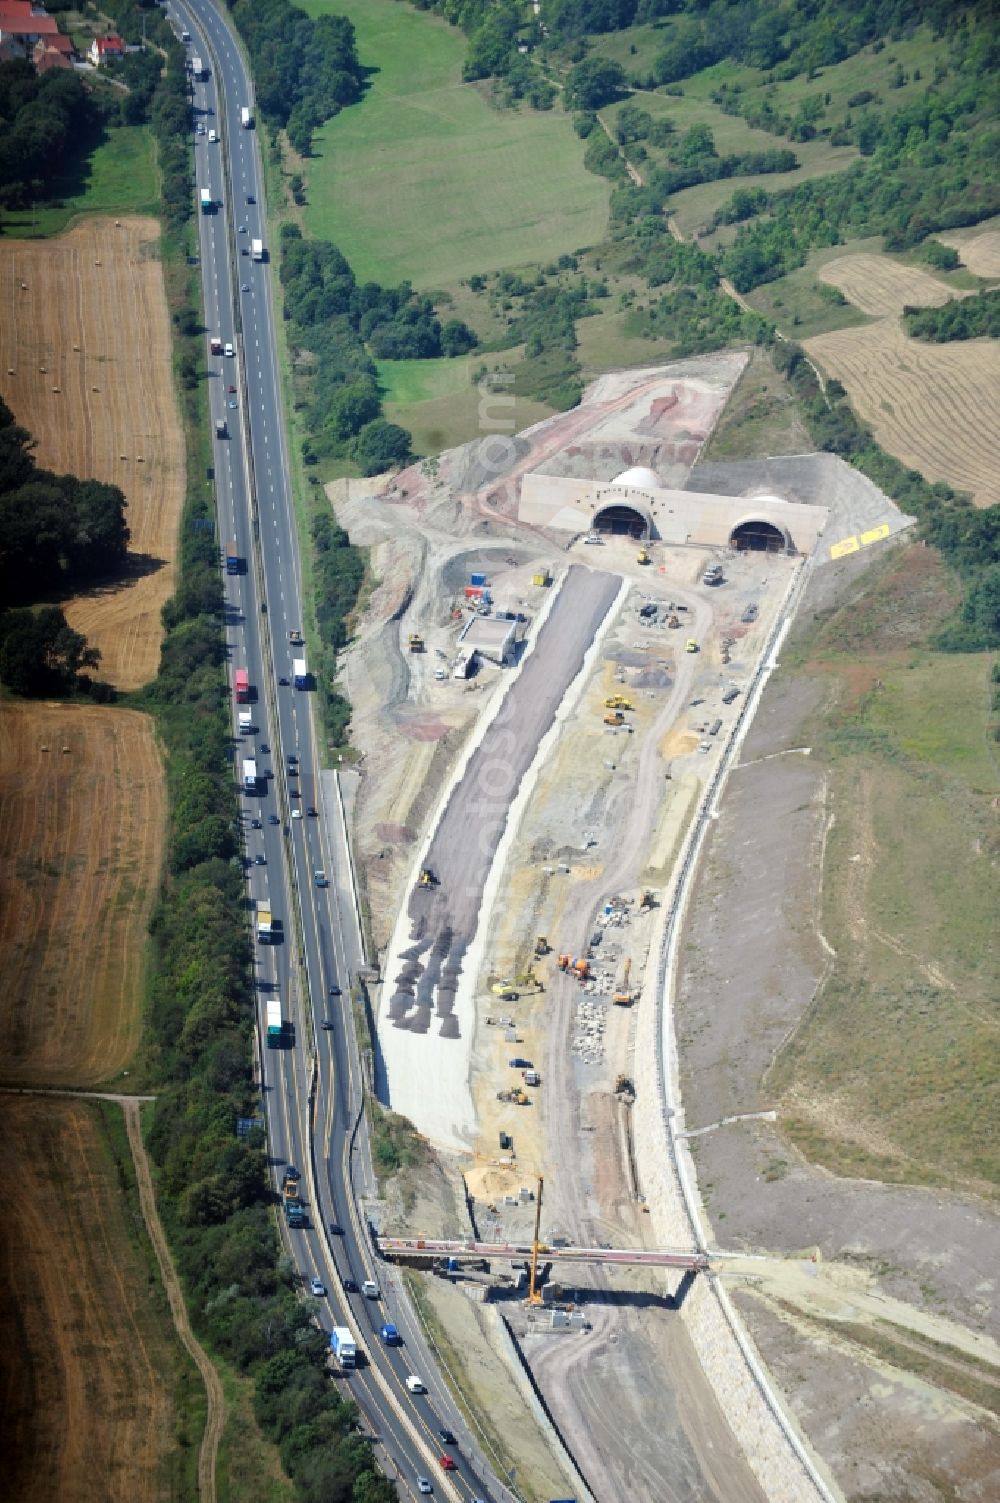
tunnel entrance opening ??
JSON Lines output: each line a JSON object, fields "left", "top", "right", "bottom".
{"left": 730, "top": 519, "right": 788, "bottom": 553}
{"left": 593, "top": 504, "right": 649, "bottom": 540}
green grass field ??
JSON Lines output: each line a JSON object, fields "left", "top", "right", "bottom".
{"left": 377, "top": 354, "right": 473, "bottom": 406}
{"left": 300, "top": 0, "right": 609, "bottom": 288}
{"left": 2, "top": 125, "right": 159, "bottom": 238}
{"left": 771, "top": 546, "right": 1000, "bottom": 1195}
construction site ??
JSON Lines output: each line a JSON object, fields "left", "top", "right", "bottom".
{"left": 330, "top": 354, "right": 925, "bottom": 1503}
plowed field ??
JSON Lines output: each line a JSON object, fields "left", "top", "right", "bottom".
{"left": 817, "top": 253, "right": 956, "bottom": 315}
{"left": 0, "top": 1097, "right": 191, "bottom": 1503}
{"left": 805, "top": 315, "right": 1000, "bottom": 508}
{"left": 0, "top": 702, "right": 164, "bottom": 1086}
{"left": 0, "top": 217, "right": 184, "bottom": 689}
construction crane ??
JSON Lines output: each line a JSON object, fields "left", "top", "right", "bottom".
{"left": 528, "top": 1174, "right": 545, "bottom": 1306}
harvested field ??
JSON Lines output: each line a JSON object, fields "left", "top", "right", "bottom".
{"left": 0, "top": 1096, "right": 195, "bottom": 1503}
{"left": 0, "top": 217, "right": 184, "bottom": 688}
{"left": 939, "top": 224, "right": 1000, "bottom": 279}
{"left": 0, "top": 702, "right": 165, "bottom": 1086}
{"left": 805, "top": 316, "right": 1000, "bottom": 507}
{"left": 817, "top": 253, "right": 956, "bottom": 316}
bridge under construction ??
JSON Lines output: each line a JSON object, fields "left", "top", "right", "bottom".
{"left": 377, "top": 1236, "right": 710, "bottom": 1273}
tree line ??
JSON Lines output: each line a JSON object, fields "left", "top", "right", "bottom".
{"left": 228, "top": 0, "right": 365, "bottom": 155}
{"left": 904, "top": 288, "right": 1000, "bottom": 342}
{"left": 280, "top": 221, "right": 476, "bottom": 473}
{"left": 83, "top": 0, "right": 195, "bottom": 232}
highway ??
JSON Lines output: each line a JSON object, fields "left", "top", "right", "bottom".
{"left": 165, "top": 4, "right": 505, "bottom": 1499}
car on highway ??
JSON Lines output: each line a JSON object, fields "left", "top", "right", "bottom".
{"left": 309, "top": 1277, "right": 325, "bottom": 1297}
{"left": 329, "top": 984, "right": 341, "bottom": 996}
{"left": 438, "top": 1455, "right": 456, "bottom": 1472}
{"left": 224, "top": 342, "right": 234, "bottom": 357}
{"left": 291, "top": 809, "right": 303, "bottom": 820}
{"left": 250, "top": 818, "right": 262, "bottom": 829}
{"left": 321, "top": 1020, "right": 334, "bottom": 1031}
{"left": 329, "top": 1221, "right": 343, "bottom": 1235}
{"left": 246, "top": 192, "right": 256, "bottom": 203}
{"left": 278, "top": 675, "right": 289, "bottom": 685}
{"left": 416, "top": 1482, "right": 432, "bottom": 1496}
{"left": 405, "top": 1375, "right": 425, "bottom": 1393}
{"left": 438, "top": 1429, "right": 456, "bottom": 1446}
{"left": 343, "top": 1278, "right": 358, "bottom": 1294}
{"left": 228, "top": 399, "right": 238, "bottom": 409}
{"left": 238, "top": 224, "right": 247, "bottom": 233}
{"left": 241, "top": 283, "right": 250, "bottom": 292}
{"left": 307, "top": 805, "right": 318, "bottom": 817}
{"left": 228, "top": 384, "right": 237, "bottom": 394}
{"left": 255, "top": 854, "right": 266, "bottom": 866}
{"left": 287, "top": 753, "right": 298, "bottom": 766}
{"left": 268, "top": 814, "right": 280, "bottom": 826}
{"left": 259, "top": 743, "right": 269, "bottom": 754}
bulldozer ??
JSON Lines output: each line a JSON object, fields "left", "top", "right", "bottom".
{"left": 497, "top": 1087, "right": 530, "bottom": 1105}
{"left": 417, "top": 867, "right": 437, "bottom": 889}
{"left": 491, "top": 980, "right": 519, "bottom": 1000}
{"left": 666, "top": 614, "right": 680, "bottom": 629}
{"left": 605, "top": 695, "right": 633, "bottom": 711}
{"left": 534, "top": 935, "right": 550, "bottom": 957}
{"left": 407, "top": 632, "right": 424, "bottom": 653}
{"left": 639, "top": 889, "right": 655, "bottom": 911}
{"left": 636, "top": 549, "right": 650, "bottom": 565}
{"left": 604, "top": 710, "right": 625, "bottom": 726}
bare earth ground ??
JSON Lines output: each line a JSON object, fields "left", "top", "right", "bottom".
{"left": 672, "top": 544, "right": 1000, "bottom": 1497}
{"left": 338, "top": 358, "right": 922, "bottom": 1501}
{"left": 0, "top": 1097, "right": 195, "bottom": 1503}
{"left": 0, "top": 702, "right": 165, "bottom": 1086}
{"left": 806, "top": 253, "right": 1000, "bottom": 507}
{"left": 0, "top": 217, "right": 185, "bottom": 688}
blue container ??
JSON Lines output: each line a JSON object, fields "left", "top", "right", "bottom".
{"left": 470, "top": 572, "right": 487, "bottom": 587}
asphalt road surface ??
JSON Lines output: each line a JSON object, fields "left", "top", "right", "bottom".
{"left": 163, "top": 3, "right": 505, "bottom": 1498}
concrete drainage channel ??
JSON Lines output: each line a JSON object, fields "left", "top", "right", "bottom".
{"left": 638, "top": 555, "right": 843, "bottom": 1503}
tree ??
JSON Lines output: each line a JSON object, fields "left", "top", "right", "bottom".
{"left": 564, "top": 58, "right": 627, "bottom": 112}
{"left": 439, "top": 319, "right": 478, "bottom": 357}
{"left": 0, "top": 605, "right": 99, "bottom": 696}
{"left": 352, "top": 420, "right": 411, "bottom": 476}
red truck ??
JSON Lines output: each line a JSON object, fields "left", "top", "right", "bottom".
{"left": 235, "top": 669, "right": 250, "bottom": 703}
{"left": 210, "top": 336, "right": 223, "bottom": 356}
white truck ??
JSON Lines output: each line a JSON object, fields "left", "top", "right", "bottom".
{"left": 329, "top": 1327, "right": 356, "bottom": 1370}
{"left": 257, "top": 905, "right": 274, "bottom": 943}
{"left": 242, "top": 758, "right": 257, "bottom": 793}
{"left": 251, "top": 238, "right": 264, "bottom": 262}
{"left": 240, "top": 105, "right": 253, "bottom": 128}
{"left": 190, "top": 55, "right": 206, "bottom": 80}
{"left": 238, "top": 711, "right": 254, "bottom": 734}
{"left": 199, "top": 188, "right": 212, "bottom": 213}
{"left": 292, "top": 657, "right": 308, "bottom": 689}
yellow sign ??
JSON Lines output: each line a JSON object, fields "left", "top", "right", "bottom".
{"left": 860, "top": 523, "right": 891, "bottom": 546}
{"left": 830, "top": 535, "right": 860, "bottom": 559}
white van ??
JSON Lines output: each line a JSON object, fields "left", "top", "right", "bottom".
{"left": 362, "top": 1279, "right": 379, "bottom": 1299}
{"left": 208, "top": 128, "right": 217, "bottom": 143}
{"left": 405, "top": 1375, "right": 425, "bottom": 1394}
